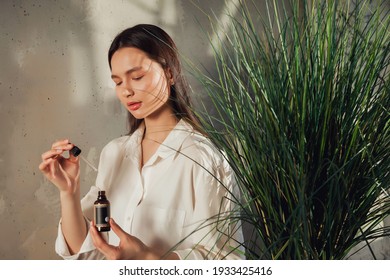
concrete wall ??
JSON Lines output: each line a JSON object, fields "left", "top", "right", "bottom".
{"left": 0, "top": 0, "right": 388, "bottom": 260}
{"left": 0, "top": 0, "right": 222, "bottom": 260}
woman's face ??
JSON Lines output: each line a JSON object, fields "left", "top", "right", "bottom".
{"left": 110, "top": 47, "right": 172, "bottom": 120}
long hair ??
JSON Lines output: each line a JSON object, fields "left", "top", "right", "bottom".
{"left": 108, "top": 24, "right": 204, "bottom": 135}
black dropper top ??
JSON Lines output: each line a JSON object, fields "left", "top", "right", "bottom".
{"left": 70, "top": 146, "right": 82, "bottom": 157}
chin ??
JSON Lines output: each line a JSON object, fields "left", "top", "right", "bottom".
{"left": 131, "top": 115, "right": 145, "bottom": 120}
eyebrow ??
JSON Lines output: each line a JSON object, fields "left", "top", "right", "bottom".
{"left": 111, "top": 66, "right": 142, "bottom": 79}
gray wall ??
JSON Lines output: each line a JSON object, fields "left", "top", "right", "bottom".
{"left": 0, "top": 0, "right": 222, "bottom": 260}
{"left": 0, "top": 0, "right": 388, "bottom": 260}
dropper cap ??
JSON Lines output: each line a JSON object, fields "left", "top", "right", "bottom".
{"left": 69, "top": 145, "right": 98, "bottom": 172}
{"left": 70, "top": 146, "right": 82, "bottom": 157}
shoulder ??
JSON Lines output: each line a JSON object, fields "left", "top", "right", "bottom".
{"left": 103, "top": 135, "right": 129, "bottom": 149}
{"left": 95, "top": 135, "right": 131, "bottom": 190}
{"left": 180, "top": 123, "right": 227, "bottom": 173}
{"left": 101, "top": 135, "right": 129, "bottom": 158}
{"left": 180, "top": 123, "right": 236, "bottom": 192}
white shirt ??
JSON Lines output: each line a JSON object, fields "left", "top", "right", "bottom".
{"left": 55, "top": 119, "right": 244, "bottom": 259}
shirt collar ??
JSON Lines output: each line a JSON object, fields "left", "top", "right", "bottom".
{"left": 155, "top": 119, "right": 194, "bottom": 159}
{"left": 124, "top": 119, "right": 196, "bottom": 166}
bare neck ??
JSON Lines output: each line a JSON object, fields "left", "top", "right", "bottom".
{"left": 143, "top": 105, "right": 178, "bottom": 144}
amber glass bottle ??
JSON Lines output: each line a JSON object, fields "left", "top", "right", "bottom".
{"left": 94, "top": 191, "right": 110, "bottom": 232}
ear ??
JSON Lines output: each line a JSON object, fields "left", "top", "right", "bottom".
{"left": 165, "top": 67, "right": 174, "bottom": 85}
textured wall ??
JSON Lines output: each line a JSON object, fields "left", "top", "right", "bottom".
{"left": 0, "top": 0, "right": 220, "bottom": 260}
{"left": 0, "top": 0, "right": 388, "bottom": 260}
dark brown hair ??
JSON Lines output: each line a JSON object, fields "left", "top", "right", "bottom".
{"left": 108, "top": 24, "right": 203, "bottom": 135}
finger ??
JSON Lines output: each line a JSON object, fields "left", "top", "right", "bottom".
{"left": 52, "top": 143, "right": 80, "bottom": 163}
{"left": 52, "top": 143, "right": 73, "bottom": 153}
{"left": 41, "top": 149, "right": 63, "bottom": 161}
{"left": 38, "top": 157, "right": 55, "bottom": 172}
{"left": 110, "top": 218, "right": 128, "bottom": 240}
{"left": 40, "top": 151, "right": 63, "bottom": 177}
{"left": 51, "top": 139, "right": 70, "bottom": 149}
{"left": 90, "top": 221, "right": 119, "bottom": 259}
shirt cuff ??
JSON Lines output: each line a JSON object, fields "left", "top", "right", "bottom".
{"left": 174, "top": 247, "right": 244, "bottom": 260}
{"left": 55, "top": 217, "right": 107, "bottom": 260}
{"left": 173, "top": 249, "right": 205, "bottom": 260}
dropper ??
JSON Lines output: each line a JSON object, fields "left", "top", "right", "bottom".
{"left": 70, "top": 146, "right": 98, "bottom": 172}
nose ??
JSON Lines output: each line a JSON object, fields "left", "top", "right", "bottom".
{"left": 122, "top": 87, "right": 134, "bottom": 97}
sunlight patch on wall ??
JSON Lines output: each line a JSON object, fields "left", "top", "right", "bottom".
{"left": 68, "top": 43, "right": 91, "bottom": 106}
{"left": 207, "top": 0, "right": 241, "bottom": 56}
{"left": 0, "top": 195, "right": 5, "bottom": 216}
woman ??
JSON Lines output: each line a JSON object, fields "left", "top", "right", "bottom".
{"left": 39, "top": 24, "right": 243, "bottom": 260}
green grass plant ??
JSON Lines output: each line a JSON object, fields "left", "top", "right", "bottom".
{"left": 194, "top": 0, "right": 390, "bottom": 259}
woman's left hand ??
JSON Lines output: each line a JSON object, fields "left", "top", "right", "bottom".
{"left": 90, "top": 218, "right": 159, "bottom": 260}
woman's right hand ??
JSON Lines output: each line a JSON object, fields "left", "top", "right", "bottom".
{"left": 39, "top": 139, "right": 80, "bottom": 195}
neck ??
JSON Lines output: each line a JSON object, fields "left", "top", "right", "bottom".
{"left": 143, "top": 105, "right": 178, "bottom": 143}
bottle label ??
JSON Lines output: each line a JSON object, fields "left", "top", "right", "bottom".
{"left": 94, "top": 204, "right": 110, "bottom": 227}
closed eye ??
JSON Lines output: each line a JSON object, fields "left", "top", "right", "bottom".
{"left": 132, "top": 75, "right": 144, "bottom": 81}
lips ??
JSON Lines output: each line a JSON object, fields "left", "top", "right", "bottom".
{"left": 127, "top": 101, "right": 142, "bottom": 111}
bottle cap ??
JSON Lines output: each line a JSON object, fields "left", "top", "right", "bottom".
{"left": 70, "top": 146, "right": 82, "bottom": 157}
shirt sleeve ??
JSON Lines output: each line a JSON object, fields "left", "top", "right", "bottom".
{"left": 54, "top": 138, "right": 125, "bottom": 260}
{"left": 54, "top": 185, "right": 109, "bottom": 260}
{"left": 55, "top": 215, "right": 107, "bottom": 260}
{"left": 174, "top": 154, "right": 245, "bottom": 260}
